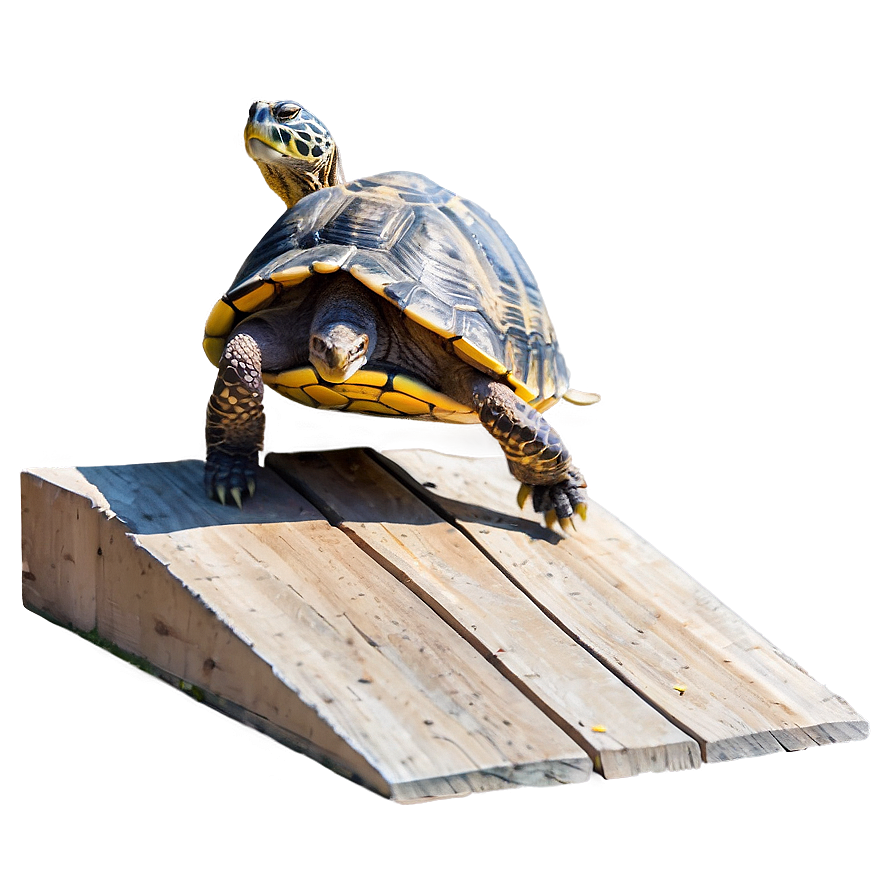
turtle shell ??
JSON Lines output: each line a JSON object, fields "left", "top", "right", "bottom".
{"left": 204, "top": 171, "right": 570, "bottom": 419}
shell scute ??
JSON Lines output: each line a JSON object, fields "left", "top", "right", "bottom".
{"left": 205, "top": 301, "right": 236, "bottom": 338}
{"left": 393, "top": 283, "right": 459, "bottom": 339}
{"left": 454, "top": 311, "right": 506, "bottom": 372}
{"left": 231, "top": 281, "right": 276, "bottom": 313}
{"left": 265, "top": 244, "right": 357, "bottom": 287}
{"left": 229, "top": 187, "right": 351, "bottom": 284}
{"left": 374, "top": 171, "right": 456, "bottom": 206}
{"left": 348, "top": 252, "right": 407, "bottom": 297}
{"left": 319, "top": 194, "right": 414, "bottom": 251}
{"left": 346, "top": 399, "right": 401, "bottom": 416}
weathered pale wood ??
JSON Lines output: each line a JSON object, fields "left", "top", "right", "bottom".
{"left": 382, "top": 449, "right": 869, "bottom": 761}
{"left": 21, "top": 470, "right": 110, "bottom": 633}
{"left": 23, "top": 448, "right": 867, "bottom": 800}
{"left": 267, "top": 449, "right": 700, "bottom": 778}
{"left": 22, "top": 461, "right": 591, "bottom": 801}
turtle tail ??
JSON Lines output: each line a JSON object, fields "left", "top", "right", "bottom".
{"left": 562, "top": 387, "right": 601, "bottom": 406}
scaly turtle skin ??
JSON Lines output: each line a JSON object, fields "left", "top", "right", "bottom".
{"left": 204, "top": 100, "right": 598, "bottom": 529}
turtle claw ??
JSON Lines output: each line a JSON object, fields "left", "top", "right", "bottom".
{"left": 515, "top": 465, "right": 588, "bottom": 533}
{"left": 205, "top": 450, "right": 259, "bottom": 508}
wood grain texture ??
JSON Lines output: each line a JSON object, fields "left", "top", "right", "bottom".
{"left": 381, "top": 450, "right": 868, "bottom": 762}
{"left": 22, "top": 461, "right": 590, "bottom": 801}
{"left": 267, "top": 449, "right": 700, "bottom": 778}
{"left": 22, "top": 449, "right": 866, "bottom": 801}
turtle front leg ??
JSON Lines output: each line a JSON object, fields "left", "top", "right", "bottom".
{"left": 205, "top": 332, "right": 265, "bottom": 507}
{"left": 471, "top": 378, "right": 587, "bottom": 531}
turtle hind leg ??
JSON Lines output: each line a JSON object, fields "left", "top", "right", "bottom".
{"left": 469, "top": 377, "right": 587, "bottom": 530}
{"left": 205, "top": 325, "right": 277, "bottom": 506}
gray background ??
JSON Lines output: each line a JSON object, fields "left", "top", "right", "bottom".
{"left": 4, "top": 2, "right": 891, "bottom": 893}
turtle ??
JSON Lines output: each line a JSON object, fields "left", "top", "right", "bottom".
{"left": 203, "top": 100, "right": 599, "bottom": 529}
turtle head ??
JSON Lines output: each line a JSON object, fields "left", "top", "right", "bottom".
{"left": 245, "top": 100, "right": 344, "bottom": 207}
{"left": 308, "top": 283, "right": 378, "bottom": 383}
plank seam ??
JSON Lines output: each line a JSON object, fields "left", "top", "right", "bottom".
{"left": 337, "top": 521, "right": 604, "bottom": 770}
{"left": 364, "top": 448, "right": 712, "bottom": 761}
{"left": 263, "top": 454, "right": 605, "bottom": 772}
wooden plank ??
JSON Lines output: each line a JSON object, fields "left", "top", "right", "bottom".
{"left": 267, "top": 449, "right": 700, "bottom": 778}
{"left": 381, "top": 449, "right": 869, "bottom": 762}
{"left": 21, "top": 461, "right": 591, "bottom": 801}
{"left": 21, "top": 469, "right": 110, "bottom": 633}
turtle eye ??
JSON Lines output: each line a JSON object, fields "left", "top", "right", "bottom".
{"left": 275, "top": 103, "right": 302, "bottom": 122}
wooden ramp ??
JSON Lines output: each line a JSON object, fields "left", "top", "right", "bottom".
{"left": 21, "top": 448, "right": 867, "bottom": 801}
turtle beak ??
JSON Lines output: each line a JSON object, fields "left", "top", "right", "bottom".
{"left": 245, "top": 101, "right": 273, "bottom": 143}
{"left": 248, "top": 101, "right": 270, "bottom": 121}
{"left": 310, "top": 335, "right": 369, "bottom": 383}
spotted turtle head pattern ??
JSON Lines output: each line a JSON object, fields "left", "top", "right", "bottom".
{"left": 244, "top": 100, "right": 343, "bottom": 205}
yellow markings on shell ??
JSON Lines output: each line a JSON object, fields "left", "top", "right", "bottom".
{"left": 312, "top": 260, "right": 342, "bottom": 274}
{"left": 304, "top": 384, "right": 350, "bottom": 407}
{"left": 334, "top": 384, "right": 384, "bottom": 401}
{"left": 402, "top": 304, "right": 456, "bottom": 339}
{"left": 347, "top": 399, "right": 401, "bottom": 416}
{"left": 203, "top": 336, "right": 227, "bottom": 366}
{"left": 392, "top": 375, "right": 473, "bottom": 413}
{"left": 263, "top": 367, "right": 319, "bottom": 388}
{"left": 232, "top": 282, "right": 276, "bottom": 312}
{"left": 506, "top": 372, "right": 538, "bottom": 403}
{"left": 453, "top": 338, "right": 507, "bottom": 376}
{"left": 533, "top": 395, "right": 560, "bottom": 413}
{"left": 270, "top": 385, "right": 314, "bottom": 406}
{"left": 380, "top": 391, "right": 432, "bottom": 416}
{"left": 345, "top": 369, "right": 389, "bottom": 387}
{"left": 269, "top": 266, "right": 313, "bottom": 286}
{"left": 205, "top": 301, "right": 236, "bottom": 338}
{"left": 349, "top": 265, "right": 389, "bottom": 298}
